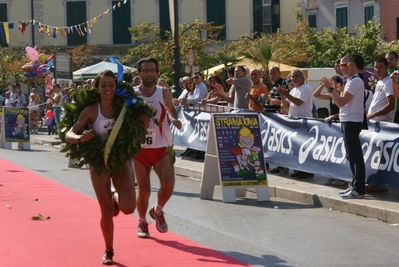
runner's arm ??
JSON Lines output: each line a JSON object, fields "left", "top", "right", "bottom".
{"left": 163, "top": 88, "right": 182, "bottom": 129}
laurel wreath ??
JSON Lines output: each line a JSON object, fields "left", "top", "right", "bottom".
{"left": 58, "top": 81, "right": 156, "bottom": 175}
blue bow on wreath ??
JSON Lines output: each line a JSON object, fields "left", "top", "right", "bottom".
{"left": 110, "top": 57, "right": 137, "bottom": 107}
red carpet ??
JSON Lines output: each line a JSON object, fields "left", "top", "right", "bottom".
{"left": 0, "top": 158, "right": 249, "bottom": 267}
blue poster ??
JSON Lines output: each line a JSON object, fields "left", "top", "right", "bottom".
{"left": 213, "top": 113, "right": 267, "bottom": 187}
{"left": 3, "top": 107, "right": 30, "bottom": 142}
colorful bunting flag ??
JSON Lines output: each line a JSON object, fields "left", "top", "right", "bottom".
{"left": 0, "top": 3, "right": 129, "bottom": 40}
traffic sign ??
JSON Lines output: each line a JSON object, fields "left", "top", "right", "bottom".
{"left": 188, "top": 49, "right": 194, "bottom": 67}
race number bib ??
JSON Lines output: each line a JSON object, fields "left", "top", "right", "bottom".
{"left": 144, "top": 128, "right": 157, "bottom": 146}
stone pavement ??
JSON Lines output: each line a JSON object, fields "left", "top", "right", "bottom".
{"left": 31, "top": 133, "right": 399, "bottom": 224}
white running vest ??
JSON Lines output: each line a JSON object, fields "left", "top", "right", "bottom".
{"left": 135, "top": 86, "right": 172, "bottom": 148}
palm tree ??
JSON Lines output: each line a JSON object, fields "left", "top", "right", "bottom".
{"left": 241, "top": 36, "right": 293, "bottom": 85}
{"left": 241, "top": 38, "right": 276, "bottom": 77}
{"left": 209, "top": 48, "right": 241, "bottom": 84}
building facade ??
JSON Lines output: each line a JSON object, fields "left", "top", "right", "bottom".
{"left": 380, "top": 0, "right": 399, "bottom": 41}
{"left": 0, "top": 0, "right": 301, "bottom": 48}
{"left": 302, "top": 0, "right": 388, "bottom": 38}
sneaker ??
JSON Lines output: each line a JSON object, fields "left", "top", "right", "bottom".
{"left": 332, "top": 179, "right": 347, "bottom": 186}
{"left": 340, "top": 189, "right": 364, "bottom": 199}
{"left": 339, "top": 187, "right": 352, "bottom": 195}
{"left": 101, "top": 248, "right": 114, "bottom": 265}
{"left": 137, "top": 221, "right": 150, "bottom": 238}
{"left": 270, "top": 167, "right": 283, "bottom": 174}
{"left": 324, "top": 178, "right": 335, "bottom": 185}
{"left": 291, "top": 171, "right": 313, "bottom": 179}
{"left": 290, "top": 170, "right": 300, "bottom": 177}
{"left": 280, "top": 168, "right": 289, "bottom": 175}
{"left": 149, "top": 207, "right": 168, "bottom": 233}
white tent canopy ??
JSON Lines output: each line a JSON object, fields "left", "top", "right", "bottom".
{"left": 73, "top": 60, "right": 136, "bottom": 81}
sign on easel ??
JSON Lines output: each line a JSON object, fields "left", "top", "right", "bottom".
{"left": 200, "top": 113, "right": 269, "bottom": 202}
{"left": 0, "top": 107, "right": 31, "bottom": 150}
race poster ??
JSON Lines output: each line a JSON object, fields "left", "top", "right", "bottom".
{"left": 3, "top": 107, "right": 30, "bottom": 142}
{"left": 213, "top": 113, "right": 267, "bottom": 187}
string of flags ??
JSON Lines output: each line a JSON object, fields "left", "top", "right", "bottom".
{"left": 0, "top": 0, "right": 128, "bottom": 44}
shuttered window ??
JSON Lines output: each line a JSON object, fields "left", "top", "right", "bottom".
{"left": 336, "top": 7, "right": 348, "bottom": 29}
{"left": 112, "top": 0, "right": 131, "bottom": 44}
{"left": 206, "top": 0, "right": 226, "bottom": 40}
{"left": 364, "top": 6, "right": 374, "bottom": 24}
{"left": 308, "top": 13, "right": 316, "bottom": 28}
{"left": 159, "top": 0, "right": 171, "bottom": 40}
{"left": 66, "top": 1, "right": 87, "bottom": 46}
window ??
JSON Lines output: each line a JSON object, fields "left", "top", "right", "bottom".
{"left": 66, "top": 1, "right": 87, "bottom": 46}
{"left": 112, "top": 0, "right": 131, "bottom": 44}
{"left": 364, "top": 5, "right": 374, "bottom": 24}
{"left": 253, "top": 0, "right": 279, "bottom": 37}
{"left": 262, "top": 0, "right": 272, "bottom": 34}
{"left": 308, "top": 13, "right": 316, "bottom": 28}
{"left": 0, "top": 3, "right": 8, "bottom": 47}
{"left": 336, "top": 7, "right": 348, "bottom": 29}
{"left": 206, "top": 0, "right": 226, "bottom": 40}
{"left": 159, "top": 0, "right": 171, "bottom": 40}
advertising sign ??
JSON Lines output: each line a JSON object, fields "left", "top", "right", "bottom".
{"left": 3, "top": 107, "right": 30, "bottom": 142}
{"left": 213, "top": 113, "right": 267, "bottom": 187}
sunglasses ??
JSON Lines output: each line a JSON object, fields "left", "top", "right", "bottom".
{"left": 340, "top": 62, "right": 354, "bottom": 67}
{"left": 193, "top": 76, "right": 200, "bottom": 79}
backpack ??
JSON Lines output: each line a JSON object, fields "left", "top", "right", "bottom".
{"left": 362, "top": 90, "right": 370, "bottom": 130}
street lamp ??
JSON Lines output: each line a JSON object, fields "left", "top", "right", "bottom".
{"left": 31, "top": 0, "right": 35, "bottom": 46}
{"left": 170, "top": 0, "right": 182, "bottom": 98}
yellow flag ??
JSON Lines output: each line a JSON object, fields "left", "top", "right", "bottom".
{"left": 103, "top": 102, "right": 127, "bottom": 169}
{"left": 3, "top": 22, "right": 9, "bottom": 44}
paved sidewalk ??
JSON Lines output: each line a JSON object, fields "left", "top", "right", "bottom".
{"left": 31, "top": 133, "right": 399, "bottom": 224}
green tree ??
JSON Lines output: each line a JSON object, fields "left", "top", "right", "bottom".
{"left": 121, "top": 19, "right": 224, "bottom": 83}
{"left": 69, "top": 44, "right": 102, "bottom": 70}
{"left": 0, "top": 47, "right": 26, "bottom": 89}
{"left": 272, "top": 18, "right": 384, "bottom": 68}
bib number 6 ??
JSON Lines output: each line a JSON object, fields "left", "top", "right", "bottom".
{"left": 145, "top": 136, "right": 153, "bottom": 145}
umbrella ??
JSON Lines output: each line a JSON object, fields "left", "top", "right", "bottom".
{"left": 73, "top": 60, "right": 136, "bottom": 81}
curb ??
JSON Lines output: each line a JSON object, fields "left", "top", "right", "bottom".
{"left": 174, "top": 166, "right": 399, "bottom": 224}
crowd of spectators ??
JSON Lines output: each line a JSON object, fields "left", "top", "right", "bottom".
{"left": 2, "top": 52, "right": 399, "bottom": 195}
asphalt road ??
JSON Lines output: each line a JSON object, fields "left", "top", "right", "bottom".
{"left": 2, "top": 143, "right": 399, "bottom": 267}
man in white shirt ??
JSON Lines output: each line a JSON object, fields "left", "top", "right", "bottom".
{"left": 4, "top": 91, "right": 13, "bottom": 107}
{"left": 277, "top": 69, "right": 313, "bottom": 118}
{"left": 322, "top": 55, "right": 365, "bottom": 199}
{"left": 367, "top": 58, "right": 396, "bottom": 122}
{"left": 180, "top": 72, "right": 208, "bottom": 105}
{"left": 277, "top": 69, "right": 313, "bottom": 179}
{"left": 15, "top": 89, "right": 27, "bottom": 108}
